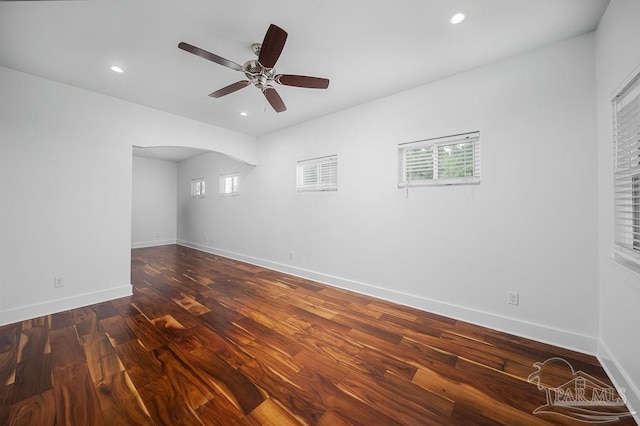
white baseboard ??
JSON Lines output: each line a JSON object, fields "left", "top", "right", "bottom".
{"left": 177, "top": 240, "right": 598, "bottom": 355}
{"left": 598, "top": 341, "right": 640, "bottom": 424}
{"left": 0, "top": 284, "right": 132, "bottom": 326}
{"left": 131, "top": 239, "right": 177, "bottom": 249}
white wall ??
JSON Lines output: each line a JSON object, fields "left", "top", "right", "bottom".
{"left": 0, "top": 65, "right": 257, "bottom": 326}
{"left": 177, "top": 152, "right": 255, "bottom": 250}
{"left": 132, "top": 156, "right": 177, "bottom": 248}
{"left": 0, "top": 66, "right": 132, "bottom": 325}
{"left": 595, "top": 0, "right": 640, "bottom": 417}
{"left": 178, "top": 34, "right": 600, "bottom": 353}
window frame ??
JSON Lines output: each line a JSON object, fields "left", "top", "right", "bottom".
{"left": 190, "top": 177, "right": 205, "bottom": 198}
{"left": 296, "top": 155, "right": 338, "bottom": 192}
{"left": 219, "top": 172, "right": 239, "bottom": 197}
{"left": 613, "top": 70, "right": 640, "bottom": 262}
{"left": 398, "top": 131, "right": 481, "bottom": 187}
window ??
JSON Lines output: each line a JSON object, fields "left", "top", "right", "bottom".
{"left": 398, "top": 131, "right": 480, "bottom": 187}
{"left": 297, "top": 155, "right": 338, "bottom": 191}
{"left": 191, "top": 178, "right": 205, "bottom": 198}
{"left": 613, "top": 71, "right": 640, "bottom": 261}
{"left": 220, "top": 172, "right": 239, "bottom": 196}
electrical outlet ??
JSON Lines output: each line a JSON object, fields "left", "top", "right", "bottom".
{"left": 54, "top": 277, "right": 64, "bottom": 288}
{"left": 508, "top": 291, "right": 519, "bottom": 306}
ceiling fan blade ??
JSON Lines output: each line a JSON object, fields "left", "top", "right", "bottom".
{"left": 275, "top": 74, "right": 330, "bottom": 89}
{"left": 263, "top": 86, "right": 287, "bottom": 113}
{"left": 209, "top": 81, "right": 251, "bottom": 98}
{"left": 258, "top": 24, "right": 288, "bottom": 69}
{"left": 178, "top": 42, "right": 243, "bottom": 72}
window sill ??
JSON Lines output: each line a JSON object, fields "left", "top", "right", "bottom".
{"left": 297, "top": 188, "right": 338, "bottom": 192}
{"left": 398, "top": 177, "right": 481, "bottom": 188}
{"left": 608, "top": 250, "right": 640, "bottom": 278}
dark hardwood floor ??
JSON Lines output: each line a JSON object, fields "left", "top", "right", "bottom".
{"left": 0, "top": 244, "right": 635, "bottom": 425}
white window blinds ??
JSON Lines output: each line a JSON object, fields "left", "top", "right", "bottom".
{"left": 190, "top": 178, "right": 205, "bottom": 198}
{"left": 398, "top": 132, "right": 480, "bottom": 187}
{"left": 613, "top": 72, "right": 640, "bottom": 261}
{"left": 297, "top": 155, "right": 338, "bottom": 191}
{"left": 220, "top": 173, "right": 239, "bottom": 196}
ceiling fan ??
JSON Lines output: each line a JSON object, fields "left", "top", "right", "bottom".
{"left": 178, "top": 24, "right": 329, "bottom": 113}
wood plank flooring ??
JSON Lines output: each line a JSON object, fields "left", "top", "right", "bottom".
{"left": 0, "top": 244, "right": 635, "bottom": 425}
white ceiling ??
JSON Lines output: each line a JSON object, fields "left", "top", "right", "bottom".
{"left": 0, "top": 0, "right": 609, "bottom": 138}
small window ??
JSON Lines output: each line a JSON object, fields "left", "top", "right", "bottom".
{"left": 191, "top": 178, "right": 205, "bottom": 198}
{"left": 398, "top": 131, "right": 480, "bottom": 187}
{"left": 220, "top": 173, "right": 239, "bottom": 196}
{"left": 613, "top": 71, "right": 640, "bottom": 261}
{"left": 297, "top": 155, "right": 338, "bottom": 191}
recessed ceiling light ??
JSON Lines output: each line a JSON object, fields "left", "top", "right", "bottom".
{"left": 110, "top": 66, "right": 124, "bottom": 73}
{"left": 450, "top": 12, "right": 466, "bottom": 24}
{"left": 239, "top": 111, "right": 248, "bottom": 117}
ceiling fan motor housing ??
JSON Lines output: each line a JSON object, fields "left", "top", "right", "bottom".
{"left": 243, "top": 60, "right": 275, "bottom": 90}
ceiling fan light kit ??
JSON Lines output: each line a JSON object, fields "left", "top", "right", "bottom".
{"left": 178, "top": 24, "right": 329, "bottom": 113}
